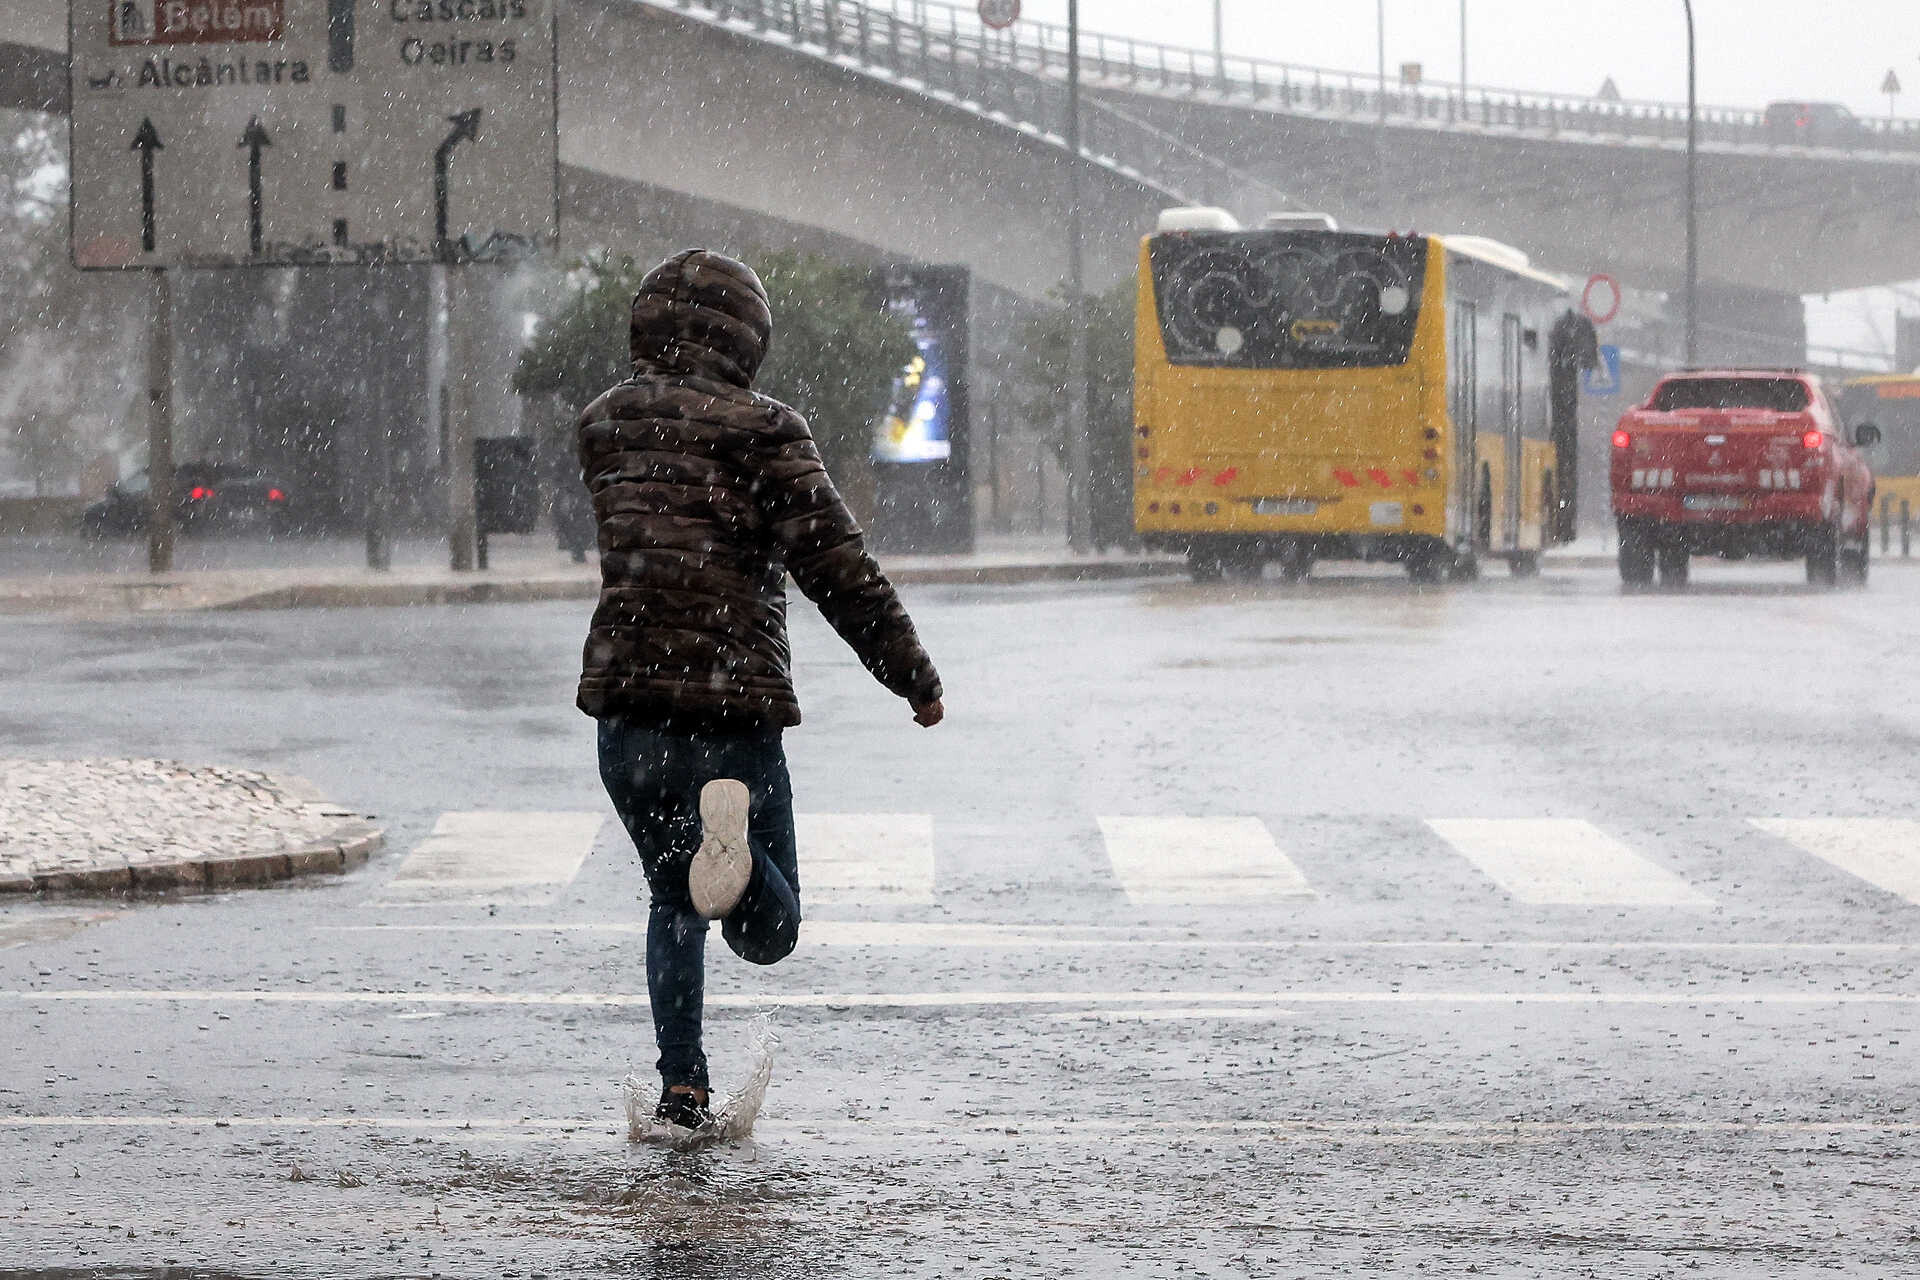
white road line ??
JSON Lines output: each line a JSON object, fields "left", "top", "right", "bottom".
{"left": 1751, "top": 819, "right": 1920, "bottom": 906}
{"left": 1098, "top": 816, "right": 1314, "bottom": 903}
{"left": 314, "top": 922, "right": 1920, "bottom": 952}
{"left": 795, "top": 813, "right": 934, "bottom": 904}
{"left": 1427, "top": 818, "right": 1713, "bottom": 907}
{"left": 379, "top": 811, "right": 605, "bottom": 905}
{"left": 5, "top": 1115, "right": 1909, "bottom": 1141}
{"left": 4, "top": 988, "right": 1914, "bottom": 1009}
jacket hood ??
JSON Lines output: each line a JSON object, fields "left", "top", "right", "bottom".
{"left": 629, "top": 249, "right": 773, "bottom": 387}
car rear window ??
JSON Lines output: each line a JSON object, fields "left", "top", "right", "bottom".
{"left": 1650, "top": 378, "right": 1809, "bottom": 412}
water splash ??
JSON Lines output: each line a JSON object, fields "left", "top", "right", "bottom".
{"left": 624, "top": 1014, "right": 780, "bottom": 1150}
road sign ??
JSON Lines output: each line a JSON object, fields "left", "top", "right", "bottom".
{"left": 1581, "top": 272, "right": 1622, "bottom": 325}
{"left": 1883, "top": 69, "right": 1903, "bottom": 96}
{"left": 69, "top": 1, "right": 558, "bottom": 268}
{"left": 978, "top": 0, "right": 1020, "bottom": 31}
{"left": 1582, "top": 344, "right": 1622, "bottom": 397}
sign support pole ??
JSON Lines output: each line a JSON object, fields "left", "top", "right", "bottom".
{"left": 446, "top": 265, "right": 477, "bottom": 572}
{"left": 146, "top": 268, "right": 175, "bottom": 575}
{"left": 365, "top": 274, "right": 393, "bottom": 572}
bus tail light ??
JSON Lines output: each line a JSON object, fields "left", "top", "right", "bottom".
{"left": 1801, "top": 429, "right": 1824, "bottom": 452}
{"left": 1611, "top": 430, "right": 1631, "bottom": 450}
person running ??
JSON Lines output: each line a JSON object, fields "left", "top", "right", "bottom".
{"left": 576, "top": 248, "right": 945, "bottom": 1132}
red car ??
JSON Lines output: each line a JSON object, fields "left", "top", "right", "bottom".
{"left": 1610, "top": 370, "right": 1879, "bottom": 587}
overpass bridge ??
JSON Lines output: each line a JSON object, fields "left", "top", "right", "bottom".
{"left": 10, "top": 0, "right": 1920, "bottom": 300}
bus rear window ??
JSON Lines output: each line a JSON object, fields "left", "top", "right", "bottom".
{"left": 1650, "top": 378, "right": 1809, "bottom": 412}
{"left": 1148, "top": 232, "right": 1426, "bottom": 369}
{"left": 1839, "top": 384, "right": 1920, "bottom": 475}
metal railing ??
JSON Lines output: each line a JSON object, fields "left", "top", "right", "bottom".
{"left": 671, "top": 0, "right": 1920, "bottom": 156}
{"left": 655, "top": 0, "right": 1292, "bottom": 206}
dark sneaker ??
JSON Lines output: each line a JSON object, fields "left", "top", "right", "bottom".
{"left": 689, "top": 779, "right": 752, "bottom": 920}
{"left": 654, "top": 1084, "right": 713, "bottom": 1131}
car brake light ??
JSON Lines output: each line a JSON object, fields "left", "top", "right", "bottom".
{"left": 188, "top": 486, "right": 212, "bottom": 501}
{"left": 1611, "top": 430, "right": 1631, "bottom": 449}
{"left": 1801, "top": 429, "right": 1824, "bottom": 451}
{"left": 268, "top": 488, "right": 285, "bottom": 502}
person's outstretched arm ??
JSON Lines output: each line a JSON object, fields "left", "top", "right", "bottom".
{"left": 750, "top": 406, "right": 943, "bottom": 726}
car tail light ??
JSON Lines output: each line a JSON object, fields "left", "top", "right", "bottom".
{"left": 268, "top": 488, "right": 286, "bottom": 502}
{"left": 188, "top": 486, "right": 212, "bottom": 501}
{"left": 1801, "top": 429, "right": 1824, "bottom": 451}
{"left": 1611, "top": 430, "right": 1631, "bottom": 449}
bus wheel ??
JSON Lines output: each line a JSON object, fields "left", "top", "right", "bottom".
{"left": 1275, "top": 544, "right": 1312, "bottom": 582}
{"left": 1806, "top": 527, "right": 1839, "bottom": 588}
{"left": 1188, "top": 549, "right": 1225, "bottom": 583}
{"left": 1223, "top": 547, "right": 1267, "bottom": 581}
{"left": 1509, "top": 552, "right": 1541, "bottom": 579}
{"left": 1656, "top": 544, "right": 1689, "bottom": 588}
{"left": 1619, "top": 524, "right": 1655, "bottom": 587}
{"left": 1447, "top": 551, "right": 1480, "bottom": 583}
{"left": 1407, "top": 546, "right": 1450, "bottom": 584}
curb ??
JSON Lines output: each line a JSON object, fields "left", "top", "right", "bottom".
{"left": 201, "top": 560, "right": 1185, "bottom": 611}
{"left": 3, "top": 822, "right": 384, "bottom": 899}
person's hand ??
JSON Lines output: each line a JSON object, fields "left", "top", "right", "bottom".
{"left": 912, "top": 698, "right": 944, "bottom": 728}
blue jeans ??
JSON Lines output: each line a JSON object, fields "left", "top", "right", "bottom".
{"left": 597, "top": 716, "right": 803, "bottom": 1090}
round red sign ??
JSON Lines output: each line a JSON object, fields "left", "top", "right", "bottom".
{"left": 1582, "top": 273, "right": 1622, "bottom": 325}
{"left": 979, "top": 0, "right": 1021, "bottom": 30}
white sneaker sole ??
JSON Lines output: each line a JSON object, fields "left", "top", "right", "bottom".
{"left": 689, "top": 779, "right": 752, "bottom": 920}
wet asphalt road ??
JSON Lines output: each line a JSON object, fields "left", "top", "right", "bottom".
{"left": 3, "top": 560, "right": 1918, "bottom": 1277}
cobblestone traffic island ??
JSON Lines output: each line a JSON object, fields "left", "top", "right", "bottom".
{"left": 0, "top": 758, "right": 382, "bottom": 895}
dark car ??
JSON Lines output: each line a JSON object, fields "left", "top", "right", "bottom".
{"left": 1764, "top": 101, "right": 1866, "bottom": 147}
{"left": 81, "top": 463, "right": 294, "bottom": 537}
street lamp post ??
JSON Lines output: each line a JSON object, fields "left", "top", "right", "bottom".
{"left": 1063, "top": 0, "right": 1092, "bottom": 552}
{"left": 1213, "top": 0, "right": 1225, "bottom": 87}
{"left": 1683, "top": 0, "right": 1699, "bottom": 365}
{"left": 1376, "top": 0, "right": 1386, "bottom": 121}
{"left": 1458, "top": 0, "right": 1467, "bottom": 107}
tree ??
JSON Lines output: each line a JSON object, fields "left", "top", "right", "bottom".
{"left": 0, "top": 116, "right": 141, "bottom": 496}
{"left": 1011, "top": 280, "right": 1138, "bottom": 548}
{"left": 513, "top": 249, "right": 916, "bottom": 509}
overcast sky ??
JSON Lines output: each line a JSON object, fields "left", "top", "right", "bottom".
{"left": 1013, "top": 0, "right": 1916, "bottom": 359}
{"left": 1019, "top": 1, "right": 1919, "bottom": 119}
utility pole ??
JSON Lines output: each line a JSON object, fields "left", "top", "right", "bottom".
{"left": 1682, "top": 0, "right": 1699, "bottom": 365}
{"left": 1213, "top": 0, "right": 1225, "bottom": 88}
{"left": 1458, "top": 0, "right": 1468, "bottom": 104}
{"left": 1062, "top": 0, "right": 1092, "bottom": 552}
{"left": 1376, "top": 0, "right": 1386, "bottom": 120}
{"left": 364, "top": 273, "right": 393, "bottom": 572}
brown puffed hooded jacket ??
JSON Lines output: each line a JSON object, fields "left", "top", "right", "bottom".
{"left": 574, "top": 248, "right": 942, "bottom": 730}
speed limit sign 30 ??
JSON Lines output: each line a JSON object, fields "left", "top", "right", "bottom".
{"left": 979, "top": 0, "right": 1021, "bottom": 30}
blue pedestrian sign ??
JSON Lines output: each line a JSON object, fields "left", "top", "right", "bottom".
{"left": 1583, "top": 344, "right": 1622, "bottom": 397}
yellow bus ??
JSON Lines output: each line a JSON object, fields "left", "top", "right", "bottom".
{"left": 1837, "top": 375, "right": 1920, "bottom": 540}
{"left": 1133, "top": 209, "right": 1588, "bottom": 583}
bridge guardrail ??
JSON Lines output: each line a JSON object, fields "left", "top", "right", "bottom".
{"left": 674, "top": 0, "right": 1920, "bottom": 157}
{"left": 659, "top": 0, "right": 1294, "bottom": 207}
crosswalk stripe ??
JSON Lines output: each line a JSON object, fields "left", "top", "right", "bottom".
{"left": 1426, "top": 818, "right": 1712, "bottom": 907}
{"left": 380, "top": 812, "right": 606, "bottom": 904}
{"left": 1750, "top": 819, "right": 1920, "bottom": 905}
{"left": 1097, "top": 816, "right": 1314, "bottom": 904}
{"left": 796, "top": 813, "right": 935, "bottom": 904}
